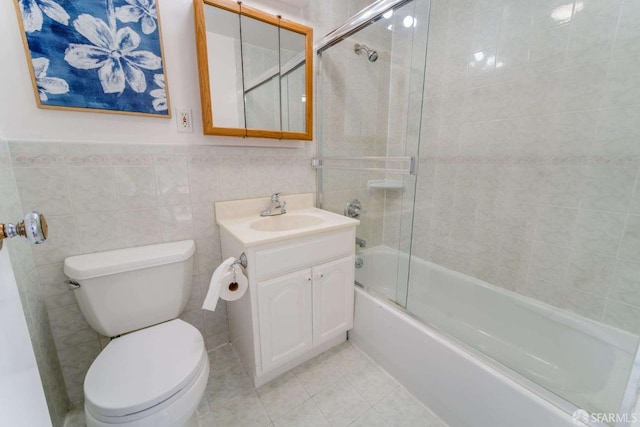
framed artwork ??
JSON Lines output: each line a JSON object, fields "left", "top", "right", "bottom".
{"left": 14, "top": 0, "right": 171, "bottom": 117}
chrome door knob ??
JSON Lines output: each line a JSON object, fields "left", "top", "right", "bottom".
{"left": 23, "top": 211, "right": 48, "bottom": 244}
{"left": 1, "top": 211, "right": 48, "bottom": 246}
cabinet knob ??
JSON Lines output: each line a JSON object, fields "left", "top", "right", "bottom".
{"left": 319, "top": 273, "right": 324, "bottom": 278}
{"left": 306, "top": 277, "right": 312, "bottom": 282}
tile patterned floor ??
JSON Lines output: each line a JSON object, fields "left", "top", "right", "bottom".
{"left": 64, "top": 341, "right": 448, "bottom": 427}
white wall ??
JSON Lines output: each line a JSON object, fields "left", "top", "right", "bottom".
{"left": 0, "top": 0, "right": 305, "bottom": 148}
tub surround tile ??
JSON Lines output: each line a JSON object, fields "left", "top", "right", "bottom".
{"left": 580, "top": 165, "right": 637, "bottom": 213}
{"left": 609, "top": 261, "right": 640, "bottom": 307}
{"left": 603, "top": 302, "right": 640, "bottom": 335}
{"left": 619, "top": 215, "right": 640, "bottom": 261}
{"left": 534, "top": 206, "right": 577, "bottom": 246}
{"left": 565, "top": 251, "right": 616, "bottom": 296}
{"left": 528, "top": 243, "right": 570, "bottom": 285}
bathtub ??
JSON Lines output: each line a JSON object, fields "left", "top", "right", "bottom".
{"left": 351, "top": 246, "right": 640, "bottom": 427}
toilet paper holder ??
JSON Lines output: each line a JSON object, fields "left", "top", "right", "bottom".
{"left": 232, "top": 253, "right": 247, "bottom": 269}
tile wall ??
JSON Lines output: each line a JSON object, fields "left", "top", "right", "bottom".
{"left": 0, "top": 138, "right": 68, "bottom": 426}
{"left": 8, "top": 140, "right": 314, "bottom": 404}
{"left": 412, "top": 0, "right": 640, "bottom": 334}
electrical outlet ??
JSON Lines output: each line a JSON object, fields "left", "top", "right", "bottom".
{"left": 176, "top": 108, "right": 193, "bottom": 133}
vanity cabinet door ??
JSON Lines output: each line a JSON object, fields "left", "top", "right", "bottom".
{"left": 258, "top": 269, "right": 313, "bottom": 372}
{"left": 312, "top": 256, "right": 355, "bottom": 346}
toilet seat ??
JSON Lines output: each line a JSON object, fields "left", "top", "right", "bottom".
{"left": 84, "top": 319, "right": 207, "bottom": 422}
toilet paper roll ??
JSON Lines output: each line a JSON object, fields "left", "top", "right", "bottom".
{"left": 202, "top": 258, "right": 249, "bottom": 312}
{"left": 202, "top": 257, "right": 235, "bottom": 312}
{"left": 219, "top": 265, "right": 248, "bottom": 302}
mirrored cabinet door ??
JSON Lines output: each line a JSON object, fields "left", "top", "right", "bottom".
{"left": 204, "top": 5, "right": 245, "bottom": 129}
{"left": 280, "top": 27, "right": 307, "bottom": 134}
{"left": 241, "top": 14, "right": 281, "bottom": 135}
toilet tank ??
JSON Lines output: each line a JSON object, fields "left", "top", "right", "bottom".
{"left": 64, "top": 240, "right": 196, "bottom": 337}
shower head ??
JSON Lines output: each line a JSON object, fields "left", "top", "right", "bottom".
{"left": 354, "top": 43, "right": 378, "bottom": 62}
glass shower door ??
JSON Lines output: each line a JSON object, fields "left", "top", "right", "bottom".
{"left": 315, "top": 0, "right": 430, "bottom": 308}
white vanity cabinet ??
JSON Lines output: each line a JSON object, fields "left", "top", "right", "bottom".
{"left": 258, "top": 256, "right": 354, "bottom": 372}
{"left": 215, "top": 194, "right": 359, "bottom": 387}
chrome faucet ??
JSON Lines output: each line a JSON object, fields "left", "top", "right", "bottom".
{"left": 261, "top": 193, "right": 287, "bottom": 216}
{"left": 356, "top": 237, "right": 366, "bottom": 248}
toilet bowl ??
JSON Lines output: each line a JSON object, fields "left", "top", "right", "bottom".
{"left": 83, "top": 320, "right": 209, "bottom": 427}
{"left": 64, "top": 241, "right": 208, "bottom": 427}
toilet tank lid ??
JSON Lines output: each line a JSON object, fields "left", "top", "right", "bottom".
{"left": 64, "top": 240, "right": 196, "bottom": 280}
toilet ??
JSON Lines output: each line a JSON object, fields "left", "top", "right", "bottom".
{"left": 63, "top": 240, "right": 208, "bottom": 427}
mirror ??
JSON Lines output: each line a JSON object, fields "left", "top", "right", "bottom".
{"left": 194, "top": 0, "right": 313, "bottom": 140}
{"left": 203, "top": 5, "right": 244, "bottom": 130}
{"left": 280, "top": 27, "right": 307, "bottom": 133}
{"left": 242, "top": 14, "right": 281, "bottom": 133}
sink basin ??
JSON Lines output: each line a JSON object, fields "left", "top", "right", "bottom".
{"left": 250, "top": 214, "right": 324, "bottom": 232}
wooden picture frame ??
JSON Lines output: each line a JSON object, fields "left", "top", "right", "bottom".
{"left": 14, "top": 0, "right": 172, "bottom": 118}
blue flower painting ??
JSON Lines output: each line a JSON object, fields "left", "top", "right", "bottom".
{"left": 15, "top": 0, "right": 170, "bottom": 116}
